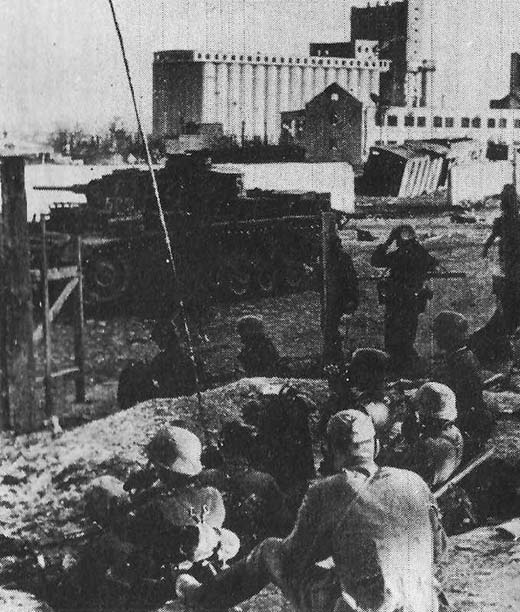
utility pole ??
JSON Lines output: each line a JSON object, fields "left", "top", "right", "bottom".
{"left": 0, "top": 156, "right": 39, "bottom": 432}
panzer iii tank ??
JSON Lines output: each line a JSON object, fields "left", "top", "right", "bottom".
{"left": 31, "top": 154, "right": 329, "bottom": 310}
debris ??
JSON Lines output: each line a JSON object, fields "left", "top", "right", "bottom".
{"left": 450, "top": 211, "right": 477, "bottom": 224}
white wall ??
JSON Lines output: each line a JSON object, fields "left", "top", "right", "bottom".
{"left": 214, "top": 161, "right": 355, "bottom": 213}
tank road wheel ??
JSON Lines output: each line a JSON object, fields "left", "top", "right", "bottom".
{"left": 85, "top": 253, "right": 132, "bottom": 306}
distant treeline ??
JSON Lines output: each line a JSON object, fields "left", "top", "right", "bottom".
{"left": 47, "top": 118, "right": 164, "bottom": 163}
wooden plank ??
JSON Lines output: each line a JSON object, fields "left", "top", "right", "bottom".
{"left": 41, "top": 218, "right": 53, "bottom": 417}
{"left": 0, "top": 156, "right": 38, "bottom": 432}
{"left": 35, "top": 367, "right": 80, "bottom": 385}
{"left": 73, "top": 237, "right": 86, "bottom": 402}
{"left": 33, "top": 277, "right": 79, "bottom": 344}
{"left": 31, "top": 267, "right": 78, "bottom": 282}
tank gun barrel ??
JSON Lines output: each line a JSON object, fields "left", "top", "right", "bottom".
{"left": 33, "top": 184, "right": 88, "bottom": 194}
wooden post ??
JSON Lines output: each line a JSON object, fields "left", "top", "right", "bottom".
{"left": 73, "top": 236, "right": 86, "bottom": 402}
{"left": 41, "top": 217, "right": 53, "bottom": 416}
{"left": 0, "top": 156, "right": 38, "bottom": 432}
{"left": 321, "top": 210, "right": 334, "bottom": 357}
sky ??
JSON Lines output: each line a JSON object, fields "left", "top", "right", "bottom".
{"left": 0, "top": 0, "right": 519, "bottom": 137}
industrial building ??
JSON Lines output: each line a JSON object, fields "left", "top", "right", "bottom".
{"left": 152, "top": 0, "right": 520, "bottom": 160}
{"left": 281, "top": 83, "right": 363, "bottom": 168}
{"left": 312, "top": 0, "right": 434, "bottom": 108}
{"left": 152, "top": 45, "right": 390, "bottom": 144}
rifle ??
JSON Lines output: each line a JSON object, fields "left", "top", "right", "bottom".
{"left": 433, "top": 446, "right": 495, "bottom": 499}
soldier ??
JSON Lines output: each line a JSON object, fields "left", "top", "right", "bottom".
{"left": 117, "top": 320, "right": 203, "bottom": 410}
{"left": 236, "top": 315, "right": 283, "bottom": 377}
{"left": 396, "top": 382, "right": 464, "bottom": 489}
{"left": 148, "top": 319, "right": 204, "bottom": 398}
{"left": 432, "top": 311, "right": 495, "bottom": 458}
{"left": 320, "top": 348, "right": 391, "bottom": 448}
{"left": 371, "top": 224, "right": 438, "bottom": 375}
{"left": 321, "top": 230, "right": 359, "bottom": 366}
{"left": 482, "top": 183, "right": 520, "bottom": 334}
{"left": 77, "top": 426, "right": 238, "bottom": 608}
{"left": 176, "top": 409, "right": 447, "bottom": 612}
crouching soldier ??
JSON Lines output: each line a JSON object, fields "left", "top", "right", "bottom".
{"left": 79, "top": 427, "right": 239, "bottom": 609}
{"left": 117, "top": 320, "right": 204, "bottom": 410}
{"left": 236, "top": 315, "right": 284, "bottom": 377}
{"left": 177, "top": 409, "right": 447, "bottom": 612}
{"left": 395, "top": 382, "right": 464, "bottom": 489}
{"left": 432, "top": 311, "right": 496, "bottom": 458}
{"left": 320, "top": 348, "right": 392, "bottom": 442}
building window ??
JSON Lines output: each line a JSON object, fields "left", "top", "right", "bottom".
{"left": 515, "top": 119, "right": 520, "bottom": 128}
{"left": 433, "top": 116, "right": 443, "bottom": 128}
{"left": 231, "top": 55, "right": 236, "bottom": 60}
{"left": 472, "top": 117, "right": 481, "bottom": 128}
{"left": 499, "top": 118, "right": 507, "bottom": 128}
{"left": 488, "top": 118, "right": 496, "bottom": 128}
{"left": 329, "top": 137, "right": 338, "bottom": 151}
{"left": 461, "top": 117, "right": 470, "bottom": 128}
{"left": 445, "top": 117, "right": 454, "bottom": 128}
{"left": 404, "top": 115, "right": 415, "bottom": 127}
{"left": 417, "top": 116, "right": 426, "bottom": 127}
{"left": 205, "top": 54, "right": 210, "bottom": 60}
{"left": 247, "top": 56, "right": 252, "bottom": 61}
{"left": 387, "top": 115, "right": 398, "bottom": 127}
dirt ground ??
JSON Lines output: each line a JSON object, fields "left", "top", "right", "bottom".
{"left": 2, "top": 203, "right": 520, "bottom": 610}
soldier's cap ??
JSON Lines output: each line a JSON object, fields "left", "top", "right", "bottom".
{"left": 326, "top": 409, "right": 376, "bottom": 446}
{"left": 432, "top": 311, "right": 468, "bottom": 340}
{"left": 237, "top": 315, "right": 264, "bottom": 336}
{"left": 414, "top": 382, "right": 457, "bottom": 421}
{"left": 349, "top": 348, "right": 389, "bottom": 385}
{"left": 144, "top": 426, "right": 202, "bottom": 476}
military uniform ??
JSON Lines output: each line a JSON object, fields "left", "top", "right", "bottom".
{"left": 437, "top": 345, "right": 495, "bottom": 456}
{"left": 237, "top": 315, "right": 283, "bottom": 377}
{"left": 179, "top": 411, "right": 447, "bottom": 612}
{"left": 397, "top": 423, "right": 464, "bottom": 489}
{"left": 371, "top": 228, "right": 437, "bottom": 375}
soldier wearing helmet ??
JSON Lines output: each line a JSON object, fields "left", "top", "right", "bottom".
{"left": 177, "top": 409, "right": 447, "bottom": 612}
{"left": 371, "top": 224, "right": 438, "bottom": 375}
{"left": 236, "top": 315, "right": 283, "bottom": 377}
{"left": 396, "top": 382, "right": 464, "bottom": 489}
{"left": 78, "top": 426, "right": 238, "bottom": 609}
{"left": 319, "top": 348, "right": 391, "bottom": 461}
{"left": 432, "top": 311, "right": 495, "bottom": 458}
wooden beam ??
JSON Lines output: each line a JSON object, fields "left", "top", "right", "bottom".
{"left": 41, "top": 218, "right": 53, "bottom": 417}
{"left": 31, "top": 266, "right": 78, "bottom": 282}
{"left": 0, "top": 156, "right": 38, "bottom": 432}
{"left": 33, "top": 277, "right": 79, "bottom": 344}
{"left": 73, "top": 237, "right": 86, "bottom": 402}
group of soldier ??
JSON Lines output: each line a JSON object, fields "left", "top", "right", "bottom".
{"left": 103, "top": 219, "right": 510, "bottom": 612}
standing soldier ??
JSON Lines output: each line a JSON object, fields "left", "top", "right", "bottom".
{"left": 482, "top": 183, "right": 520, "bottom": 335}
{"left": 176, "top": 409, "right": 447, "bottom": 612}
{"left": 371, "top": 225, "right": 438, "bottom": 375}
{"left": 321, "top": 230, "right": 359, "bottom": 367}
